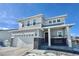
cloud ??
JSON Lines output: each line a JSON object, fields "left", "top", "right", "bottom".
{"left": 0, "top": 11, "right": 18, "bottom": 28}
{"left": 0, "top": 27, "right": 9, "bottom": 30}
{"left": 0, "top": 11, "right": 18, "bottom": 30}
{"left": 3, "top": 19, "right": 17, "bottom": 25}
{"left": 71, "top": 33, "right": 79, "bottom": 37}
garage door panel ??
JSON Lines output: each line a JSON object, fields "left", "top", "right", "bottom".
{"left": 13, "top": 33, "right": 34, "bottom": 49}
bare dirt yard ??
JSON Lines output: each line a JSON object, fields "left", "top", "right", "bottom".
{"left": 0, "top": 47, "right": 79, "bottom": 56}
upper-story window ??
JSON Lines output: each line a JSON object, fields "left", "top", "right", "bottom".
{"left": 49, "top": 21, "right": 52, "bottom": 23}
{"left": 35, "top": 32, "right": 37, "bottom": 36}
{"left": 22, "top": 22, "right": 24, "bottom": 27}
{"left": 57, "top": 19, "right": 61, "bottom": 22}
{"left": 27, "top": 21, "right": 30, "bottom": 26}
{"left": 33, "top": 20, "right": 36, "bottom": 25}
{"left": 53, "top": 20, "right": 56, "bottom": 23}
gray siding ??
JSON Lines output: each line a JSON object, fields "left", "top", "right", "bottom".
{"left": 51, "top": 28, "right": 66, "bottom": 37}
{"left": 39, "top": 30, "right": 44, "bottom": 38}
{"left": 19, "top": 15, "right": 43, "bottom": 30}
{"left": 11, "top": 29, "right": 42, "bottom": 49}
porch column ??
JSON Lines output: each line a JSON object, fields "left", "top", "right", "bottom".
{"left": 66, "top": 26, "right": 72, "bottom": 47}
{"left": 37, "top": 30, "right": 40, "bottom": 37}
{"left": 19, "top": 23, "right": 22, "bottom": 29}
{"left": 48, "top": 28, "right": 51, "bottom": 47}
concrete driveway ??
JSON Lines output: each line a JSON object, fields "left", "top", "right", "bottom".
{"left": 0, "top": 47, "right": 31, "bottom": 56}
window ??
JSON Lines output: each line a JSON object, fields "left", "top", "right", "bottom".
{"left": 49, "top": 21, "right": 52, "bottom": 23}
{"left": 57, "top": 31, "right": 63, "bottom": 37}
{"left": 32, "top": 34, "right": 33, "bottom": 36}
{"left": 22, "top": 22, "right": 24, "bottom": 27}
{"left": 22, "top": 24, "right": 24, "bottom": 27}
{"left": 27, "top": 21, "right": 30, "bottom": 26}
{"left": 33, "top": 20, "right": 36, "bottom": 25}
{"left": 35, "top": 33, "right": 37, "bottom": 36}
{"left": 53, "top": 20, "right": 56, "bottom": 23}
{"left": 57, "top": 19, "right": 61, "bottom": 22}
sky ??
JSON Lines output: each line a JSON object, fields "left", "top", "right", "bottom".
{"left": 0, "top": 3, "right": 78, "bottom": 36}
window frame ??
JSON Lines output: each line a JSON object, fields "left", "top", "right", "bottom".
{"left": 33, "top": 20, "right": 36, "bottom": 25}
{"left": 57, "top": 31, "right": 63, "bottom": 37}
{"left": 49, "top": 20, "right": 52, "bottom": 24}
{"left": 27, "top": 21, "right": 30, "bottom": 26}
{"left": 57, "top": 19, "right": 61, "bottom": 22}
{"left": 53, "top": 20, "right": 56, "bottom": 23}
{"left": 21, "top": 22, "right": 25, "bottom": 27}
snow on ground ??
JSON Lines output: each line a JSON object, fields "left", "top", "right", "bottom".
{"left": 24, "top": 50, "right": 79, "bottom": 56}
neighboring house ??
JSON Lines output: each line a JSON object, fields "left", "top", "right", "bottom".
{"left": 72, "top": 37, "right": 79, "bottom": 45}
{"left": 9, "top": 14, "right": 74, "bottom": 49}
{"left": 0, "top": 29, "right": 18, "bottom": 47}
{"left": 71, "top": 36, "right": 79, "bottom": 51}
{"left": 0, "top": 30, "right": 11, "bottom": 46}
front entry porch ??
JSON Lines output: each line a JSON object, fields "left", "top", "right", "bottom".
{"left": 44, "top": 32, "right": 67, "bottom": 46}
{"left": 43, "top": 25, "right": 72, "bottom": 48}
{"left": 34, "top": 24, "right": 73, "bottom": 50}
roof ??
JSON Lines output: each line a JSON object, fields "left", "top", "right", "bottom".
{"left": 17, "top": 14, "right": 43, "bottom": 22}
{"left": 17, "top": 14, "right": 67, "bottom": 22}
{"left": 46, "top": 14, "right": 67, "bottom": 20}
{"left": 43, "top": 23, "right": 75, "bottom": 29}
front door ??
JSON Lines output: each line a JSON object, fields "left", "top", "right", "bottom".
{"left": 45, "top": 32, "right": 48, "bottom": 44}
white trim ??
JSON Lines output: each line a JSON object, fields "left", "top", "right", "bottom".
{"left": 43, "top": 24, "right": 74, "bottom": 29}
{"left": 18, "top": 14, "right": 43, "bottom": 22}
{"left": 66, "top": 26, "right": 72, "bottom": 47}
{"left": 47, "top": 14, "right": 67, "bottom": 20}
{"left": 48, "top": 28, "right": 51, "bottom": 46}
{"left": 47, "top": 18, "right": 64, "bottom": 25}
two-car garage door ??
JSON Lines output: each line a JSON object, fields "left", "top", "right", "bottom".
{"left": 12, "top": 32, "right": 34, "bottom": 49}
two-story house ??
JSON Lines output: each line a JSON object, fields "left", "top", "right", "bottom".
{"left": 10, "top": 14, "right": 74, "bottom": 49}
